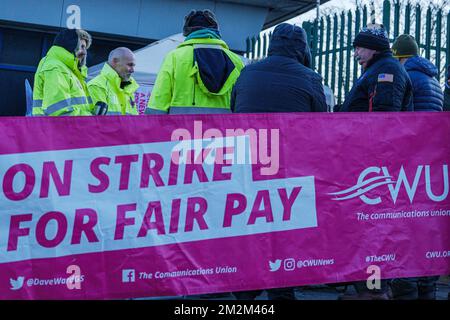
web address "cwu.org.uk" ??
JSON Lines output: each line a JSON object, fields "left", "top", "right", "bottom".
{"left": 426, "top": 250, "right": 450, "bottom": 259}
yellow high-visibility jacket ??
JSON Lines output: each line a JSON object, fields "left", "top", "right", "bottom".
{"left": 88, "top": 63, "right": 139, "bottom": 115}
{"left": 32, "top": 46, "right": 93, "bottom": 116}
{"left": 147, "top": 38, "right": 244, "bottom": 115}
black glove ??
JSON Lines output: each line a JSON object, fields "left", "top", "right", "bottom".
{"left": 95, "top": 101, "right": 108, "bottom": 115}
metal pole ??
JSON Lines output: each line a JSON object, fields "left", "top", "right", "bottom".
{"left": 371, "top": 0, "right": 375, "bottom": 24}
{"left": 316, "top": 0, "right": 321, "bottom": 22}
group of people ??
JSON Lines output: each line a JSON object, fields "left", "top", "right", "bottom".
{"left": 32, "top": 9, "right": 449, "bottom": 118}
{"left": 31, "top": 9, "right": 245, "bottom": 117}
{"left": 31, "top": 9, "right": 446, "bottom": 300}
{"left": 32, "top": 28, "right": 139, "bottom": 116}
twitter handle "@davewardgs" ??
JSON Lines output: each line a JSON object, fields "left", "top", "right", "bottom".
{"left": 9, "top": 265, "right": 84, "bottom": 290}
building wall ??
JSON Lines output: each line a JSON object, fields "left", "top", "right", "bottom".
{"left": 0, "top": 0, "right": 268, "bottom": 115}
{"left": 0, "top": 0, "right": 268, "bottom": 116}
{"left": 0, "top": 0, "right": 267, "bottom": 51}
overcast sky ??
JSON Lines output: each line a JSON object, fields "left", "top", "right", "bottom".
{"left": 288, "top": 0, "right": 355, "bottom": 24}
{"left": 287, "top": 0, "right": 449, "bottom": 25}
{"left": 262, "top": 0, "right": 449, "bottom": 34}
{"left": 259, "top": 0, "right": 354, "bottom": 33}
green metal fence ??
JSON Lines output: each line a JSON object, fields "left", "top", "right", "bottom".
{"left": 245, "top": 0, "right": 450, "bottom": 105}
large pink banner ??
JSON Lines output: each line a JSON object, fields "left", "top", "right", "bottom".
{"left": 0, "top": 113, "right": 449, "bottom": 299}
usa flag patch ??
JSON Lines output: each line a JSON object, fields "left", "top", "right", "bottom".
{"left": 378, "top": 73, "right": 394, "bottom": 82}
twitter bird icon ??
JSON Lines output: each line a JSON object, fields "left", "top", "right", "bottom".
{"left": 10, "top": 277, "right": 24, "bottom": 290}
{"left": 269, "top": 260, "right": 282, "bottom": 272}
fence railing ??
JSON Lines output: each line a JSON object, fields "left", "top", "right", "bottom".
{"left": 245, "top": 0, "right": 450, "bottom": 106}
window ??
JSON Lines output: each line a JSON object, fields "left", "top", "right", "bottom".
{"left": 0, "top": 28, "right": 44, "bottom": 66}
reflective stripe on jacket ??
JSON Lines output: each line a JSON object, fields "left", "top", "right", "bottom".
{"left": 88, "top": 63, "right": 139, "bottom": 115}
{"left": 147, "top": 38, "right": 244, "bottom": 115}
{"left": 32, "top": 46, "right": 93, "bottom": 116}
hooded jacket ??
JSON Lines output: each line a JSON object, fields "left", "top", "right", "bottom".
{"left": 403, "top": 55, "right": 443, "bottom": 111}
{"left": 340, "top": 50, "right": 413, "bottom": 112}
{"left": 146, "top": 36, "right": 244, "bottom": 114}
{"left": 32, "top": 29, "right": 93, "bottom": 116}
{"left": 231, "top": 23, "right": 327, "bottom": 113}
{"left": 88, "top": 63, "right": 139, "bottom": 115}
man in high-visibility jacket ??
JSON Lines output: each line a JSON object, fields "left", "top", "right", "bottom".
{"left": 146, "top": 9, "right": 244, "bottom": 115}
{"left": 88, "top": 47, "right": 139, "bottom": 115}
{"left": 32, "top": 28, "right": 94, "bottom": 116}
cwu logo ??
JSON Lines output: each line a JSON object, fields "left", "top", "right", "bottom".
{"left": 329, "top": 165, "right": 448, "bottom": 205}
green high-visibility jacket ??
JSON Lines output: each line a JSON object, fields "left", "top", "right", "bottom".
{"left": 88, "top": 63, "right": 139, "bottom": 115}
{"left": 146, "top": 38, "right": 244, "bottom": 115}
{"left": 32, "top": 46, "right": 93, "bottom": 116}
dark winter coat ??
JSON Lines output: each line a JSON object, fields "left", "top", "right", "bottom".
{"left": 340, "top": 51, "right": 413, "bottom": 112}
{"left": 404, "top": 55, "right": 443, "bottom": 111}
{"left": 231, "top": 23, "right": 327, "bottom": 113}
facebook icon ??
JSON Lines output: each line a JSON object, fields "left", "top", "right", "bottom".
{"left": 122, "top": 269, "right": 135, "bottom": 283}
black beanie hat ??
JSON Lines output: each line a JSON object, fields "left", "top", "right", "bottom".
{"left": 183, "top": 9, "right": 219, "bottom": 36}
{"left": 353, "top": 24, "right": 390, "bottom": 51}
{"left": 53, "top": 29, "right": 79, "bottom": 53}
